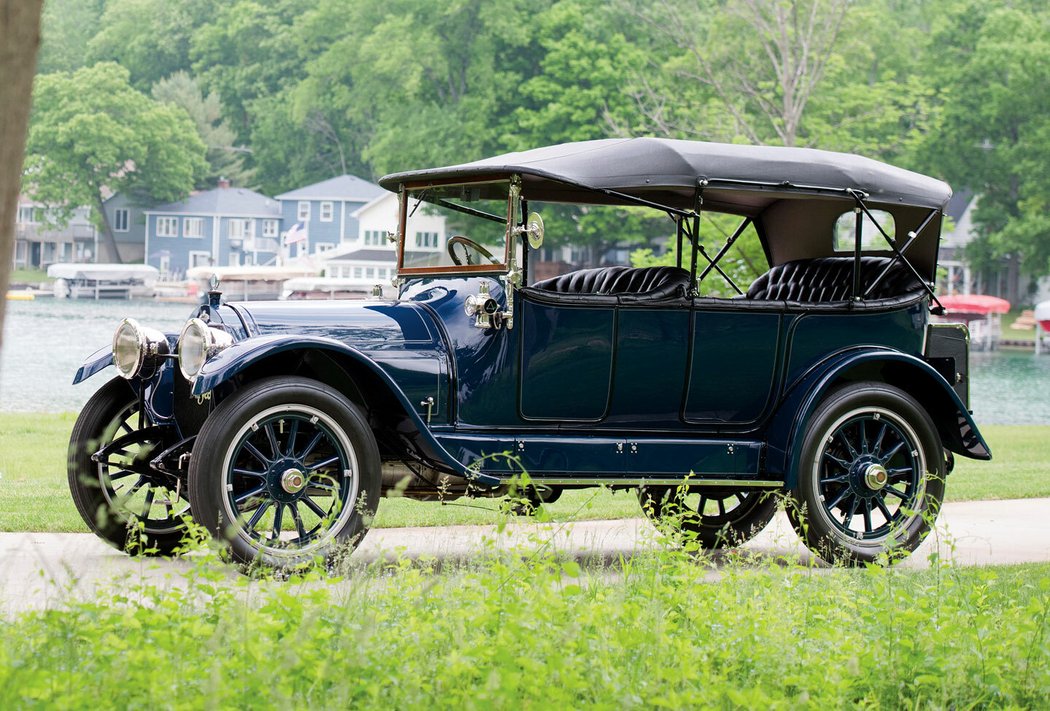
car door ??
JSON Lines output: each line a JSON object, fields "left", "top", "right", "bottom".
{"left": 683, "top": 305, "right": 782, "bottom": 425}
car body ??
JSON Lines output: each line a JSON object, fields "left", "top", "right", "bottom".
{"left": 68, "top": 138, "right": 990, "bottom": 568}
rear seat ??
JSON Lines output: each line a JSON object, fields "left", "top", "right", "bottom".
{"left": 746, "top": 256, "right": 923, "bottom": 302}
{"left": 531, "top": 266, "right": 691, "bottom": 302}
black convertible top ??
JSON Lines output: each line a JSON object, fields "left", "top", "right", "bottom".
{"left": 379, "top": 138, "right": 952, "bottom": 212}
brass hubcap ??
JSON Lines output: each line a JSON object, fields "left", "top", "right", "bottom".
{"left": 863, "top": 463, "right": 889, "bottom": 491}
{"left": 281, "top": 468, "right": 306, "bottom": 494}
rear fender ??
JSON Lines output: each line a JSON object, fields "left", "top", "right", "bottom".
{"left": 191, "top": 335, "right": 497, "bottom": 486}
{"left": 766, "top": 349, "right": 991, "bottom": 488}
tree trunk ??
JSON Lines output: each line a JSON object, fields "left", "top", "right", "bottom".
{"left": 0, "top": 0, "right": 45, "bottom": 353}
{"left": 93, "top": 190, "right": 123, "bottom": 264}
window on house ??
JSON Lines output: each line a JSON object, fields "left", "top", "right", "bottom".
{"left": 353, "top": 267, "right": 363, "bottom": 278}
{"left": 834, "top": 209, "right": 895, "bottom": 252}
{"left": 314, "top": 243, "right": 335, "bottom": 254}
{"left": 17, "top": 206, "right": 35, "bottom": 224}
{"left": 228, "top": 219, "right": 254, "bottom": 240}
{"left": 365, "top": 267, "right": 375, "bottom": 278}
{"left": 262, "top": 220, "right": 278, "bottom": 238}
{"left": 183, "top": 217, "right": 203, "bottom": 238}
{"left": 189, "top": 251, "right": 212, "bottom": 268}
{"left": 415, "top": 231, "right": 439, "bottom": 249}
{"left": 298, "top": 201, "right": 311, "bottom": 221}
{"left": 113, "top": 209, "right": 130, "bottom": 232}
{"left": 156, "top": 216, "right": 179, "bottom": 237}
{"left": 320, "top": 201, "right": 334, "bottom": 222}
{"left": 362, "top": 230, "right": 387, "bottom": 246}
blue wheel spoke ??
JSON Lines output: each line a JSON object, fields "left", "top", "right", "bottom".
{"left": 880, "top": 441, "right": 905, "bottom": 464}
{"left": 307, "top": 456, "right": 341, "bottom": 473}
{"left": 301, "top": 495, "right": 328, "bottom": 518}
{"left": 140, "top": 488, "right": 155, "bottom": 519}
{"left": 823, "top": 451, "right": 851, "bottom": 469}
{"left": 245, "top": 500, "right": 271, "bottom": 532}
{"left": 874, "top": 496, "right": 893, "bottom": 521}
{"left": 234, "top": 468, "right": 266, "bottom": 479}
{"left": 887, "top": 467, "right": 913, "bottom": 479}
{"left": 298, "top": 432, "right": 324, "bottom": 461}
{"left": 264, "top": 423, "right": 280, "bottom": 460}
{"left": 872, "top": 423, "right": 888, "bottom": 457}
{"left": 290, "top": 504, "right": 308, "bottom": 540}
{"left": 822, "top": 473, "right": 849, "bottom": 484}
{"left": 835, "top": 430, "right": 860, "bottom": 459}
{"left": 116, "top": 476, "right": 146, "bottom": 504}
{"left": 862, "top": 499, "right": 873, "bottom": 533}
{"left": 235, "top": 484, "right": 267, "bottom": 504}
{"left": 283, "top": 419, "right": 300, "bottom": 458}
{"left": 243, "top": 441, "right": 271, "bottom": 466}
{"left": 825, "top": 486, "right": 851, "bottom": 511}
{"left": 842, "top": 496, "right": 859, "bottom": 528}
{"left": 859, "top": 419, "right": 868, "bottom": 454}
{"left": 884, "top": 486, "right": 908, "bottom": 500}
{"left": 108, "top": 469, "right": 137, "bottom": 482}
{"left": 271, "top": 503, "right": 284, "bottom": 541}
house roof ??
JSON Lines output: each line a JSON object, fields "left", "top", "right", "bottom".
{"left": 275, "top": 175, "right": 386, "bottom": 202}
{"left": 149, "top": 187, "right": 282, "bottom": 217}
{"left": 944, "top": 188, "right": 975, "bottom": 222}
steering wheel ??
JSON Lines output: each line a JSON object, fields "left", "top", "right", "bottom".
{"left": 447, "top": 235, "right": 499, "bottom": 266}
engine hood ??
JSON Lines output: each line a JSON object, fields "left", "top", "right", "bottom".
{"left": 232, "top": 300, "right": 442, "bottom": 350}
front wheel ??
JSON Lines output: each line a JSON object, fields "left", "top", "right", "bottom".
{"left": 188, "top": 376, "right": 381, "bottom": 569}
{"left": 788, "top": 382, "right": 945, "bottom": 566}
{"left": 67, "top": 378, "right": 190, "bottom": 555}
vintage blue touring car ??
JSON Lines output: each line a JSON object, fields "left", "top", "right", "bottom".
{"left": 68, "top": 138, "right": 990, "bottom": 569}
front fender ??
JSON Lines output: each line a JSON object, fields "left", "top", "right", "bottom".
{"left": 766, "top": 348, "right": 991, "bottom": 488}
{"left": 73, "top": 345, "right": 114, "bottom": 384}
{"left": 191, "top": 334, "right": 499, "bottom": 486}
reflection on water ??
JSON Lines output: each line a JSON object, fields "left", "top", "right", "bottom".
{"left": 0, "top": 299, "right": 194, "bottom": 413}
{"left": 1, "top": 299, "right": 1049, "bottom": 424}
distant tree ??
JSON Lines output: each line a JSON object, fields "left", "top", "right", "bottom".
{"left": 1, "top": 0, "right": 44, "bottom": 349}
{"left": 25, "top": 62, "right": 207, "bottom": 263}
{"left": 152, "top": 72, "right": 254, "bottom": 188}
{"left": 88, "top": 0, "right": 216, "bottom": 89}
{"left": 922, "top": 3, "right": 1050, "bottom": 278}
{"left": 35, "top": 0, "right": 104, "bottom": 74}
{"left": 621, "top": 0, "right": 851, "bottom": 146}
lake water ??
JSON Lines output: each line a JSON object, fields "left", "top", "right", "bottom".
{"left": 1, "top": 298, "right": 1049, "bottom": 423}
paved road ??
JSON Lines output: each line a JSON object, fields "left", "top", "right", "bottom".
{"left": 2, "top": 498, "right": 1049, "bottom": 615}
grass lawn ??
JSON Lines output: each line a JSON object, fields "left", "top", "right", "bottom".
{"left": 0, "top": 412, "right": 1046, "bottom": 533}
{"left": 6, "top": 268, "right": 50, "bottom": 286}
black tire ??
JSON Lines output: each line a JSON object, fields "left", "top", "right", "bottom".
{"left": 187, "top": 376, "right": 381, "bottom": 569}
{"left": 787, "top": 381, "right": 946, "bottom": 565}
{"left": 638, "top": 486, "right": 778, "bottom": 548}
{"left": 67, "top": 377, "right": 190, "bottom": 555}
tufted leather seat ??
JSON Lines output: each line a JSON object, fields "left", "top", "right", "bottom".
{"left": 746, "top": 256, "right": 923, "bottom": 302}
{"left": 531, "top": 266, "right": 691, "bottom": 301}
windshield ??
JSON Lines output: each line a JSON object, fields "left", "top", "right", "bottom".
{"left": 398, "top": 180, "right": 513, "bottom": 274}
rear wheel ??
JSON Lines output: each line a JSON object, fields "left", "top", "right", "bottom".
{"left": 638, "top": 486, "right": 778, "bottom": 548}
{"left": 67, "top": 377, "right": 190, "bottom": 555}
{"left": 788, "top": 382, "right": 945, "bottom": 565}
{"left": 187, "top": 376, "right": 380, "bottom": 569}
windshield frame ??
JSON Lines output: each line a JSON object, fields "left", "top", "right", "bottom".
{"left": 396, "top": 176, "right": 515, "bottom": 277}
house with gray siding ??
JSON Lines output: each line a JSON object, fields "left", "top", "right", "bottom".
{"left": 14, "top": 195, "right": 99, "bottom": 269}
{"left": 141, "top": 184, "right": 283, "bottom": 277}
{"left": 100, "top": 192, "right": 149, "bottom": 264}
{"left": 275, "top": 175, "right": 386, "bottom": 256}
